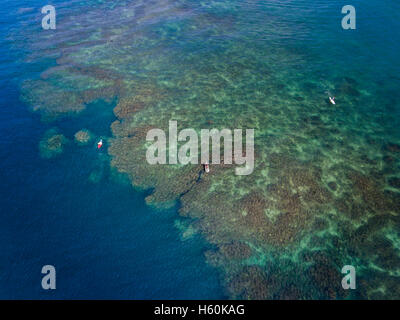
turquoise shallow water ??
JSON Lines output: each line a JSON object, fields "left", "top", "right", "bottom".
{"left": 1, "top": 0, "right": 400, "bottom": 299}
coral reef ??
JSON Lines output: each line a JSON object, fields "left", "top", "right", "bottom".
{"left": 18, "top": 0, "right": 400, "bottom": 299}
{"left": 39, "top": 129, "right": 68, "bottom": 159}
{"left": 20, "top": 65, "right": 120, "bottom": 120}
{"left": 74, "top": 129, "right": 93, "bottom": 145}
{"left": 388, "top": 177, "right": 400, "bottom": 189}
{"left": 226, "top": 266, "right": 270, "bottom": 300}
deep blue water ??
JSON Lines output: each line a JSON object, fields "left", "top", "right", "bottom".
{"left": 0, "top": 86, "right": 223, "bottom": 299}
{"left": 0, "top": 1, "right": 223, "bottom": 299}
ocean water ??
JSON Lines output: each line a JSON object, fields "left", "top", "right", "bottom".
{"left": 0, "top": 0, "right": 223, "bottom": 299}
{"left": 1, "top": 0, "right": 400, "bottom": 299}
